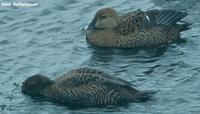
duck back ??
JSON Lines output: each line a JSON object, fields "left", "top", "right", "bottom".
{"left": 41, "top": 68, "right": 151, "bottom": 106}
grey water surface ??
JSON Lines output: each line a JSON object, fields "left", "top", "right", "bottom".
{"left": 0, "top": 0, "right": 200, "bottom": 114}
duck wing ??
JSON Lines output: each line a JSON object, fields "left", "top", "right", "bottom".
{"left": 55, "top": 68, "right": 133, "bottom": 87}
{"left": 44, "top": 79, "right": 139, "bottom": 106}
{"left": 116, "top": 9, "right": 189, "bottom": 35}
{"left": 43, "top": 68, "right": 139, "bottom": 106}
{"left": 116, "top": 9, "right": 147, "bottom": 35}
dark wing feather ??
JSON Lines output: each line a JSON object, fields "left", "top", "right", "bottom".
{"left": 55, "top": 68, "right": 133, "bottom": 87}
{"left": 156, "top": 10, "right": 187, "bottom": 27}
{"left": 116, "top": 9, "right": 188, "bottom": 36}
{"left": 44, "top": 78, "right": 139, "bottom": 106}
{"left": 116, "top": 9, "right": 147, "bottom": 35}
{"left": 43, "top": 68, "right": 147, "bottom": 106}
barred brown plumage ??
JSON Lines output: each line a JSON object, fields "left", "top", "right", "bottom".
{"left": 22, "top": 68, "right": 151, "bottom": 106}
{"left": 86, "top": 8, "right": 191, "bottom": 48}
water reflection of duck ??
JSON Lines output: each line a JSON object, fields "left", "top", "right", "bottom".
{"left": 86, "top": 8, "right": 191, "bottom": 48}
{"left": 22, "top": 68, "right": 151, "bottom": 106}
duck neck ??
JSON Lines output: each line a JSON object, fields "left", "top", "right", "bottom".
{"left": 40, "top": 80, "right": 55, "bottom": 95}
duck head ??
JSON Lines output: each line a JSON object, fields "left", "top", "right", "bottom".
{"left": 22, "top": 74, "right": 54, "bottom": 96}
{"left": 88, "top": 8, "right": 120, "bottom": 30}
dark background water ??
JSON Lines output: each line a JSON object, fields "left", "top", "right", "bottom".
{"left": 0, "top": 0, "right": 200, "bottom": 114}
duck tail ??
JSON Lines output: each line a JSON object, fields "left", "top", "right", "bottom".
{"left": 132, "top": 90, "right": 156, "bottom": 102}
{"left": 156, "top": 10, "right": 188, "bottom": 27}
{"left": 178, "top": 21, "right": 192, "bottom": 32}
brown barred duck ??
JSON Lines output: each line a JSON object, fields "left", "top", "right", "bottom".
{"left": 86, "top": 8, "right": 191, "bottom": 48}
{"left": 22, "top": 68, "right": 151, "bottom": 107}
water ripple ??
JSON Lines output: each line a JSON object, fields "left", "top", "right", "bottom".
{"left": 0, "top": 0, "right": 200, "bottom": 114}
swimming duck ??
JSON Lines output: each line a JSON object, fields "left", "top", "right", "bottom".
{"left": 22, "top": 68, "right": 151, "bottom": 106}
{"left": 86, "top": 8, "right": 191, "bottom": 48}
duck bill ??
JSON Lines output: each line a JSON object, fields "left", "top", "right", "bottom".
{"left": 87, "top": 18, "right": 96, "bottom": 30}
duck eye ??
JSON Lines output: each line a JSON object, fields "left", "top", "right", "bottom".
{"left": 101, "top": 16, "right": 106, "bottom": 19}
